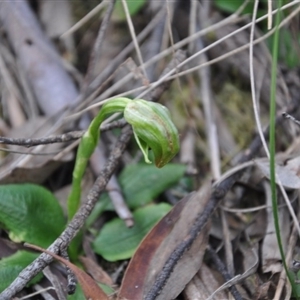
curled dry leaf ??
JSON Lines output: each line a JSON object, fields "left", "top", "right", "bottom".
{"left": 25, "top": 243, "right": 109, "bottom": 300}
{"left": 118, "top": 182, "right": 211, "bottom": 300}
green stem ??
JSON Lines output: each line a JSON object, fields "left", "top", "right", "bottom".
{"left": 67, "top": 114, "right": 105, "bottom": 221}
{"left": 269, "top": 1, "right": 296, "bottom": 295}
{"left": 67, "top": 98, "right": 130, "bottom": 221}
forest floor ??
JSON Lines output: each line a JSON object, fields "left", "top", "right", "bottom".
{"left": 0, "top": 1, "right": 300, "bottom": 299}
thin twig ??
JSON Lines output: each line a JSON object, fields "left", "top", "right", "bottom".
{"left": 60, "top": 248, "right": 76, "bottom": 295}
{"left": 247, "top": 3, "right": 300, "bottom": 241}
{"left": 142, "top": 2, "right": 299, "bottom": 99}
{"left": 82, "top": 0, "right": 297, "bottom": 118}
{"left": 282, "top": 112, "right": 300, "bottom": 127}
{"left": 268, "top": 0, "right": 273, "bottom": 29}
{"left": 0, "top": 119, "right": 127, "bottom": 147}
{"left": 147, "top": 50, "right": 186, "bottom": 102}
{"left": 0, "top": 44, "right": 26, "bottom": 127}
{"left": 166, "top": 0, "right": 175, "bottom": 54}
{"left": 85, "top": 8, "right": 166, "bottom": 100}
{"left": 221, "top": 210, "right": 234, "bottom": 276}
{"left": 142, "top": 9, "right": 166, "bottom": 82}
{"left": 83, "top": 0, "right": 116, "bottom": 89}
{"left": 0, "top": 126, "right": 133, "bottom": 300}
{"left": 207, "top": 246, "right": 243, "bottom": 300}
{"left": 167, "top": 3, "right": 300, "bottom": 80}
{"left": 75, "top": 0, "right": 299, "bottom": 114}
{"left": 0, "top": 147, "right": 59, "bottom": 156}
{"left": 246, "top": 2, "right": 300, "bottom": 251}
{"left": 68, "top": 2, "right": 260, "bottom": 117}
{"left": 74, "top": 1, "right": 246, "bottom": 115}
{"left": 90, "top": 144, "right": 134, "bottom": 226}
{"left": 19, "top": 287, "right": 55, "bottom": 300}
{"left": 121, "top": 0, "right": 147, "bottom": 81}
{"left": 249, "top": 0, "right": 270, "bottom": 158}
{"left": 206, "top": 233, "right": 259, "bottom": 300}
{"left": 196, "top": 0, "right": 221, "bottom": 180}
{"left": 61, "top": 1, "right": 108, "bottom": 38}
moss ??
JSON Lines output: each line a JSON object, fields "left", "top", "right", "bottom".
{"left": 216, "top": 83, "right": 255, "bottom": 148}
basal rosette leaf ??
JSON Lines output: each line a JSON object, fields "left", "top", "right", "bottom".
{"left": 0, "top": 184, "right": 65, "bottom": 247}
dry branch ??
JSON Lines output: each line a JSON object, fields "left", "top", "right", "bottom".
{"left": 0, "top": 125, "right": 133, "bottom": 299}
{"left": 0, "top": 119, "right": 127, "bottom": 148}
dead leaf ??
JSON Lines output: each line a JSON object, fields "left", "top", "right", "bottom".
{"left": 118, "top": 183, "right": 211, "bottom": 300}
{"left": 238, "top": 242, "right": 260, "bottom": 296}
{"left": 39, "top": 0, "right": 75, "bottom": 59}
{"left": 79, "top": 256, "right": 114, "bottom": 287}
{"left": 183, "top": 263, "right": 228, "bottom": 300}
{"left": 0, "top": 1, "right": 78, "bottom": 115}
{"left": 25, "top": 243, "right": 109, "bottom": 300}
{"left": 0, "top": 117, "right": 73, "bottom": 184}
{"left": 43, "top": 266, "right": 66, "bottom": 300}
{"left": 261, "top": 182, "right": 290, "bottom": 274}
{"left": 285, "top": 156, "right": 300, "bottom": 178}
{"left": 255, "top": 159, "right": 300, "bottom": 189}
{"left": 0, "top": 160, "right": 65, "bottom": 184}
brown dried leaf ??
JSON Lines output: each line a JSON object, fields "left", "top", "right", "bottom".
{"left": 25, "top": 243, "right": 109, "bottom": 300}
{"left": 118, "top": 183, "right": 211, "bottom": 300}
{"left": 79, "top": 256, "right": 114, "bottom": 287}
{"left": 183, "top": 264, "right": 227, "bottom": 300}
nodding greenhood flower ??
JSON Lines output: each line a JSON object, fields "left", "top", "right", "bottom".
{"left": 100, "top": 98, "right": 180, "bottom": 168}
{"left": 123, "top": 99, "right": 180, "bottom": 168}
{"left": 68, "top": 97, "right": 179, "bottom": 222}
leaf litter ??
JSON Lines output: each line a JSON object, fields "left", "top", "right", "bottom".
{"left": 0, "top": 1, "right": 300, "bottom": 300}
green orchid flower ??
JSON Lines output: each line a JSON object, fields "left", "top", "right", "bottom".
{"left": 124, "top": 99, "right": 179, "bottom": 168}
{"left": 67, "top": 97, "right": 180, "bottom": 220}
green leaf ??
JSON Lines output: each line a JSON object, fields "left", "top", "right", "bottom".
{"left": 213, "top": 0, "right": 254, "bottom": 14}
{"left": 87, "top": 163, "right": 186, "bottom": 226}
{"left": 279, "top": 29, "right": 300, "bottom": 68}
{"left": 119, "top": 163, "right": 186, "bottom": 208}
{"left": 113, "top": 0, "right": 147, "bottom": 22}
{"left": 68, "top": 284, "right": 85, "bottom": 300}
{"left": 0, "top": 250, "right": 42, "bottom": 292}
{"left": 92, "top": 203, "right": 172, "bottom": 261}
{"left": 0, "top": 184, "right": 66, "bottom": 247}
